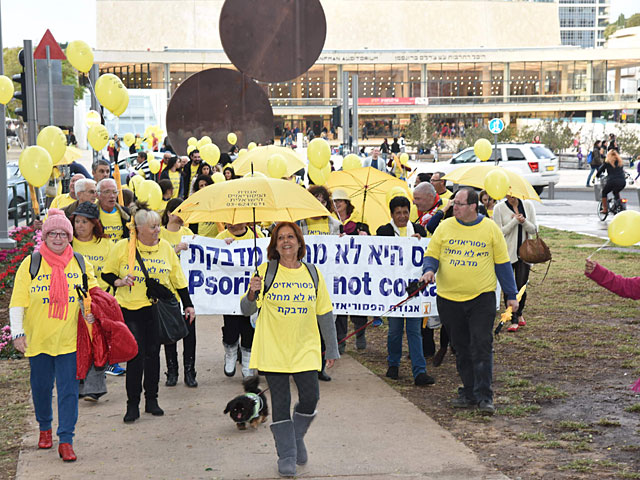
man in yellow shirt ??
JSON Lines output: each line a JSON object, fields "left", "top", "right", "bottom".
{"left": 420, "top": 187, "right": 518, "bottom": 415}
{"left": 97, "top": 179, "right": 131, "bottom": 241}
{"left": 430, "top": 172, "right": 452, "bottom": 201}
{"left": 50, "top": 174, "right": 85, "bottom": 210}
{"left": 62, "top": 179, "right": 98, "bottom": 218}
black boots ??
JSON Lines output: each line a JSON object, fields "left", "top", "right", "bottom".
{"left": 184, "top": 359, "right": 198, "bottom": 388}
{"left": 165, "top": 359, "right": 178, "bottom": 387}
{"left": 144, "top": 397, "right": 164, "bottom": 416}
{"left": 123, "top": 402, "right": 139, "bottom": 423}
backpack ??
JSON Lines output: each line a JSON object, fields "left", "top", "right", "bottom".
{"left": 587, "top": 151, "right": 593, "bottom": 165}
{"left": 29, "top": 251, "right": 88, "bottom": 292}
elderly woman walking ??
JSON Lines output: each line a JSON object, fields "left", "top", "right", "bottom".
{"left": 10, "top": 210, "right": 98, "bottom": 462}
{"left": 102, "top": 203, "right": 196, "bottom": 423}
{"left": 241, "top": 222, "right": 339, "bottom": 477}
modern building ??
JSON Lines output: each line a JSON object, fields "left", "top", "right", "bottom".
{"left": 93, "top": 0, "right": 640, "bottom": 139}
{"left": 559, "top": 0, "right": 610, "bottom": 48}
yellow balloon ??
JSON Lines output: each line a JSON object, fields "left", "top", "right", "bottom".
{"left": 386, "top": 185, "right": 408, "bottom": 206}
{"left": 608, "top": 210, "right": 640, "bottom": 246}
{"left": 36, "top": 126, "right": 67, "bottom": 164}
{"left": 129, "top": 173, "right": 144, "bottom": 192}
{"left": 484, "top": 169, "right": 510, "bottom": 200}
{"left": 212, "top": 172, "right": 226, "bottom": 183}
{"left": 244, "top": 171, "right": 266, "bottom": 178}
{"left": 123, "top": 132, "right": 135, "bottom": 147}
{"left": 66, "top": 40, "right": 94, "bottom": 73}
{"left": 200, "top": 143, "right": 221, "bottom": 164}
{"left": 136, "top": 179, "right": 162, "bottom": 210}
{"left": 112, "top": 87, "right": 129, "bottom": 117}
{"left": 18, "top": 146, "right": 53, "bottom": 188}
{"left": 308, "top": 138, "right": 331, "bottom": 169}
{"left": 95, "top": 73, "right": 125, "bottom": 113}
{"left": 108, "top": 139, "right": 115, "bottom": 147}
{"left": 474, "top": 138, "right": 493, "bottom": 162}
{"left": 227, "top": 132, "right": 238, "bottom": 145}
{"left": 238, "top": 148, "right": 248, "bottom": 157}
{"left": 308, "top": 163, "right": 331, "bottom": 185}
{"left": 399, "top": 153, "right": 409, "bottom": 165}
{"left": 187, "top": 137, "right": 198, "bottom": 147}
{"left": 0, "top": 75, "right": 14, "bottom": 104}
{"left": 87, "top": 124, "right": 109, "bottom": 151}
{"left": 86, "top": 110, "right": 101, "bottom": 126}
{"left": 267, "top": 154, "right": 287, "bottom": 178}
{"left": 342, "top": 154, "right": 362, "bottom": 171}
{"left": 187, "top": 145, "right": 196, "bottom": 155}
{"left": 248, "top": 142, "right": 257, "bottom": 151}
{"left": 148, "top": 159, "right": 161, "bottom": 174}
{"left": 197, "top": 136, "right": 212, "bottom": 149}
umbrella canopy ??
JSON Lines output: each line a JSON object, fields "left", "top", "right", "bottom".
{"left": 231, "top": 145, "right": 306, "bottom": 178}
{"left": 442, "top": 164, "right": 541, "bottom": 202}
{"left": 325, "top": 167, "right": 412, "bottom": 233}
{"left": 173, "top": 176, "right": 330, "bottom": 224}
{"left": 55, "top": 146, "right": 83, "bottom": 166}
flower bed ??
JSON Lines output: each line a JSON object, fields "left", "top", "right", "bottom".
{"left": 0, "top": 225, "right": 41, "bottom": 359}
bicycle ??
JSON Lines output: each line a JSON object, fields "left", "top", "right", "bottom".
{"left": 596, "top": 173, "right": 630, "bottom": 221}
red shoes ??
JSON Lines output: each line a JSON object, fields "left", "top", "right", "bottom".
{"left": 518, "top": 317, "right": 526, "bottom": 327}
{"left": 38, "top": 430, "right": 52, "bottom": 449}
{"left": 507, "top": 324, "right": 519, "bottom": 332}
{"left": 58, "top": 443, "right": 77, "bottom": 462}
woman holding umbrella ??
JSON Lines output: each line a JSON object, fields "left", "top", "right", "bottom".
{"left": 241, "top": 222, "right": 339, "bottom": 478}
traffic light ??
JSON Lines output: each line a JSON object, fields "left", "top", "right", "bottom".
{"left": 332, "top": 105, "right": 342, "bottom": 127}
{"left": 12, "top": 49, "right": 28, "bottom": 121}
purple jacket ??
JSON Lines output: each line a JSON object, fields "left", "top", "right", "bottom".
{"left": 585, "top": 263, "right": 640, "bottom": 300}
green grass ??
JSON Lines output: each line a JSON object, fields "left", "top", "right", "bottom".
{"left": 533, "top": 384, "right": 568, "bottom": 401}
{"left": 556, "top": 420, "right": 590, "bottom": 431}
{"left": 517, "top": 432, "right": 546, "bottom": 441}
{"left": 597, "top": 417, "right": 622, "bottom": 427}
{"left": 625, "top": 404, "right": 640, "bottom": 413}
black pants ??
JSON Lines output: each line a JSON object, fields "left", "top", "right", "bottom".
{"left": 164, "top": 313, "right": 196, "bottom": 366}
{"left": 437, "top": 292, "right": 495, "bottom": 403}
{"left": 422, "top": 323, "right": 450, "bottom": 357}
{"left": 222, "top": 315, "right": 254, "bottom": 349}
{"left": 123, "top": 306, "right": 160, "bottom": 404}
{"left": 264, "top": 371, "right": 319, "bottom": 422}
{"left": 602, "top": 177, "right": 625, "bottom": 200}
{"left": 335, "top": 315, "right": 367, "bottom": 345}
{"left": 503, "top": 260, "right": 530, "bottom": 323}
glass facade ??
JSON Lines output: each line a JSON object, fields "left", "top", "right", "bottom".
{"left": 559, "top": 0, "right": 609, "bottom": 48}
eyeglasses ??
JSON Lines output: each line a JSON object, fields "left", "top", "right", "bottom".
{"left": 101, "top": 190, "right": 118, "bottom": 195}
{"left": 452, "top": 201, "right": 472, "bottom": 207}
{"left": 47, "top": 232, "right": 68, "bottom": 239}
{"left": 85, "top": 189, "right": 97, "bottom": 194}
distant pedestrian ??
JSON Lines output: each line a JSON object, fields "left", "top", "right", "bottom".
{"left": 586, "top": 141, "right": 602, "bottom": 186}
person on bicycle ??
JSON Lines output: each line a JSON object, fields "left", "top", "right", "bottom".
{"left": 596, "top": 150, "right": 626, "bottom": 215}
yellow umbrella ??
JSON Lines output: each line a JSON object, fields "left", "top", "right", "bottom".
{"left": 231, "top": 145, "right": 305, "bottom": 177}
{"left": 442, "top": 164, "right": 540, "bottom": 202}
{"left": 55, "top": 146, "right": 83, "bottom": 166}
{"left": 173, "top": 176, "right": 330, "bottom": 225}
{"left": 325, "top": 167, "right": 412, "bottom": 233}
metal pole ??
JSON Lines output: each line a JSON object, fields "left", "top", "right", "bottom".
{"left": 0, "top": 0, "right": 16, "bottom": 248}
{"left": 89, "top": 64, "right": 100, "bottom": 164}
{"left": 23, "top": 40, "right": 37, "bottom": 146}
{"left": 46, "top": 45, "right": 54, "bottom": 125}
{"left": 493, "top": 133, "right": 499, "bottom": 165}
{"left": 342, "top": 70, "right": 350, "bottom": 153}
{"left": 351, "top": 73, "right": 359, "bottom": 155}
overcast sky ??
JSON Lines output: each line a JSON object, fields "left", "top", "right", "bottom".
{"left": 0, "top": 0, "right": 638, "bottom": 50}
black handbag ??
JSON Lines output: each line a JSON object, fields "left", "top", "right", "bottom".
{"left": 135, "top": 250, "right": 189, "bottom": 345}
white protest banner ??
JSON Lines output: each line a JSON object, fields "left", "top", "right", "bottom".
{"left": 182, "top": 235, "right": 437, "bottom": 318}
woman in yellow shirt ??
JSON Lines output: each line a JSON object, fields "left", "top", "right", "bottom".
{"left": 241, "top": 222, "right": 339, "bottom": 477}
{"left": 102, "top": 204, "right": 196, "bottom": 423}
{"left": 71, "top": 201, "right": 114, "bottom": 402}
{"left": 10, "top": 210, "right": 98, "bottom": 462}
{"left": 159, "top": 198, "right": 196, "bottom": 387}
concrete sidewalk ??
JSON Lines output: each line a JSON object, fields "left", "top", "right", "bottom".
{"left": 16, "top": 315, "right": 507, "bottom": 480}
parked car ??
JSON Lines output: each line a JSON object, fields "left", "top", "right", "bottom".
{"left": 116, "top": 152, "right": 165, "bottom": 185}
{"left": 410, "top": 143, "right": 560, "bottom": 194}
{"left": 7, "top": 163, "right": 46, "bottom": 219}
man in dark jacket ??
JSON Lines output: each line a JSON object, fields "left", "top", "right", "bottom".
{"left": 180, "top": 149, "right": 202, "bottom": 196}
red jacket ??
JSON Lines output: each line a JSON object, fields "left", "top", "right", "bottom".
{"left": 585, "top": 263, "right": 640, "bottom": 300}
{"left": 77, "top": 287, "right": 138, "bottom": 379}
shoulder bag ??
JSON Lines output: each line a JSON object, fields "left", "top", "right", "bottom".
{"left": 518, "top": 234, "right": 551, "bottom": 264}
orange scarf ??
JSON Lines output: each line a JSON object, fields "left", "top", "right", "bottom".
{"left": 40, "top": 243, "right": 74, "bottom": 320}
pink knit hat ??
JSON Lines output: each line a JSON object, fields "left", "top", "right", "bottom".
{"left": 42, "top": 209, "right": 73, "bottom": 240}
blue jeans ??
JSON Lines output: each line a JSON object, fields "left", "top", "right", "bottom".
{"left": 29, "top": 352, "right": 79, "bottom": 444}
{"left": 386, "top": 317, "right": 426, "bottom": 378}
{"left": 586, "top": 167, "right": 597, "bottom": 186}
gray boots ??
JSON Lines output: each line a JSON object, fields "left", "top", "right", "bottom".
{"left": 240, "top": 346, "right": 255, "bottom": 378}
{"left": 223, "top": 341, "right": 238, "bottom": 377}
{"left": 293, "top": 409, "right": 316, "bottom": 465}
{"left": 270, "top": 420, "right": 297, "bottom": 477}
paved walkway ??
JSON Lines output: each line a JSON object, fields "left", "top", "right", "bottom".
{"left": 17, "top": 316, "right": 507, "bottom": 480}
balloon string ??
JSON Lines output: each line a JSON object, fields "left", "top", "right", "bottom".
{"left": 86, "top": 76, "right": 102, "bottom": 115}
{"left": 587, "top": 239, "right": 610, "bottom": 259}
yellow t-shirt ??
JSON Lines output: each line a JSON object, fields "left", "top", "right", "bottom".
{"left": 305, "top": 217, "right": 330, "bottom": 235}
{"left": 216, "top": 227, "right": 264, "bottom": 241}
{"left": 9, "top": 254, "right": 98, "bottom": 357}
{"left": 72, "top": 237, "right": 114, "bottom": 290}
{"left": 190, "top": 163, "right": 199, "bottom": 185}
{"left": 439, "top": 189, "right": 453, "bottom": 201}
{"left": 102, "top": 238, "right": 187, "bottom": 310}
{"left": 198, "top": 222, "right": 221, "bottom": 238}
{"left": 425, "top": 216, "right": 510, "bottom": 302}
{"left": 159, "top": 226, "right": 194, "bottom": 255}
{"left": 247, "top": 263, "right": 333, "bottom": 373}
{"left": 398, "top": 226, "right": 407, "bottom": 237}
{"left": 409, "top": 203, "right": 419, "bottom": 223}
{"left": 168, "top": 170, "right": 181, "bottom": 198}
{"left": 50, "top": 193, "right": 75, "bottom": 210}
{"left": 100, "top": 208, "right": 125, "bottom": 241}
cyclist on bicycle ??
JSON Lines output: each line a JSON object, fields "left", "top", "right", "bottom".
{"left": 596, "top": 150, "right": 626, "bottom": 215}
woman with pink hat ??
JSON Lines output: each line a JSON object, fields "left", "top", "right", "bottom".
{"left": 9, "top": 209, "right": 98, "bottom": 462}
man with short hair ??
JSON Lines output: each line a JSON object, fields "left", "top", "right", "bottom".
{"left": 63, "top": 179, "right": 98, "bottom": 218}
{"left": 113, "top": 134, "right": 122, "bottom": 162}
{"left": 420, "top": 187, "right": 518, "bottom": 415}
{"left": 414, "top": 172, "right": 432, "bottom": 186}
{"left": 362, "top": 147, "right": 386, "bottom": 172}
{"left": 92, "top": 159, "right": 111, "bottom": 183}
{"left": 50, "top": 174, "right": 85, "bottom": 210}
{"left": 97, "top": 178, "right": 130, "bottom": 240}
{"left": 413, "top": 182, "right": 448, "bottom": 234}
{"left": 180, "top": 149, "right": 202, "bottom": 196}
{"left": 430, "top": 172, "right": 452, "bottom": 201}
{"left": 134, "top": 151, "right": 151, "bottom": 179}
